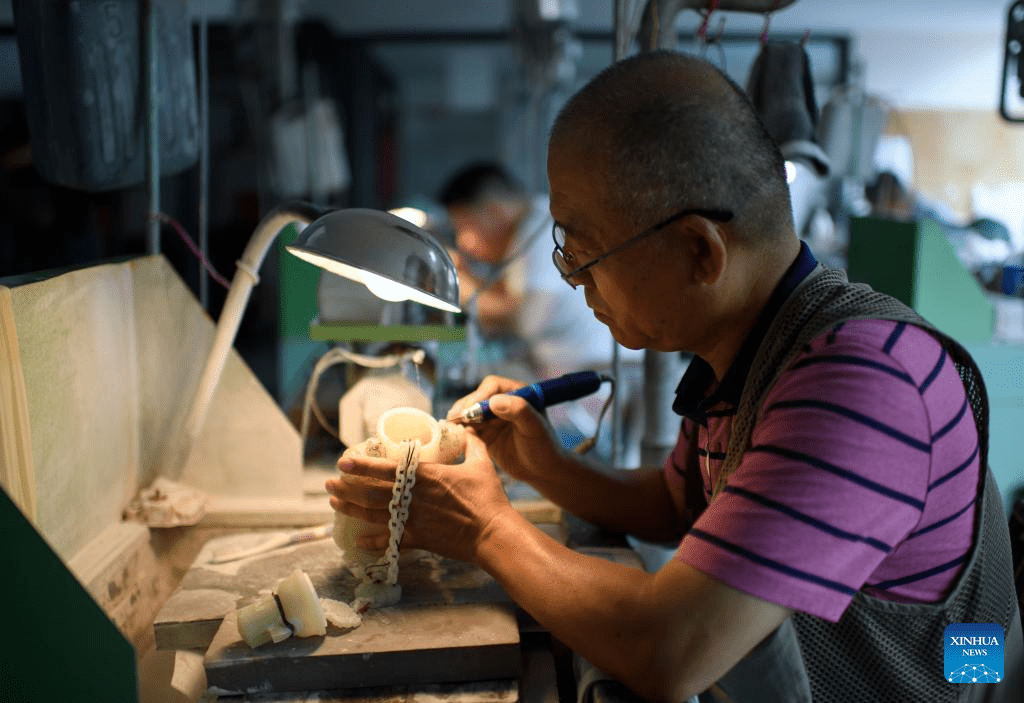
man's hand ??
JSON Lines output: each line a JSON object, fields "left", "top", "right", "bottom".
{"left": 446, "top": 375, "right": 567, "bottom": 482}
{"left": 325, "top": 433, "right": 514, "bottom": 564}
{"left": 446, "top": 374, "right": 684, "bottom": 542}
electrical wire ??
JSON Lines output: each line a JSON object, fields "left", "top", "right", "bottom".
{"left": 149, "top": 212, "right": 231, "bottom": 289}
{"left": 573, "top": 374, "right": 616, "bottom": 455}
{"left": 299, "top": 346, "right": 427, "bottom": 446}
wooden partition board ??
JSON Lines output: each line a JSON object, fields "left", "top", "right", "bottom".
{"left": 2, "top": 255, "right": 303, "bottom": 562}
{"left": 129, "top": 256, "right": 303, "bottom": 499}
{"left": 5, "top": 262, "right": 141, "bottom": 561}
{"left": 0, "top": 287, "right": 37, "bottom": 521}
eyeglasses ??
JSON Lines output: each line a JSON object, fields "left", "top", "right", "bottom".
{"left": 551, "top": 207, "right": 734, "bottom": 289}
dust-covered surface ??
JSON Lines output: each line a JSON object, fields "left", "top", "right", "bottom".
{"left": 154, "top": 536, "right": 509, "bottom": 650}
{"left": 196, "top": 537, "right": 520, "bottom": 694}
{"left": 207, "top": 677, "right": 519, "bottom": 702}
{"left": 205, "top": 603, "right": 521, "bottom": 694}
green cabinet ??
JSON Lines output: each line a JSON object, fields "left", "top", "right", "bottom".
{"left": 847, "top": 216, "right": 995, "bottom": 344}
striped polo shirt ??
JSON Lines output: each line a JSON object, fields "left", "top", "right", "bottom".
{"left": 666, "top": 243, "right": 981, "bottom": 623}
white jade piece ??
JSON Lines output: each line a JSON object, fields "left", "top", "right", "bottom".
{"left": 236, "top": 596, "right": 293, "bottom": 648}
{"left": 437, "top": 420, "right": 467, "bottom": 464}
{"left": 276, "top": 569, "right": 327, "bottom": 637}
{"left": 320, "top": 598, "right": 363, "bottom": 630}
{"left": 333, "top": 437, "right": 389, "bottom": 566}
{"left": 334, "top": 407, "right": 466, "bottom": 567}
{"left": 236, "top": 569, "right": 327, "bottom": 648}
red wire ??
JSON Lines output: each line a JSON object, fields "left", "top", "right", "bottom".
{"left": 149, "top": 212, "right": 231, "bottom": 289}
{"left": 697, "top": 0, "right": 720, "bottom": 42}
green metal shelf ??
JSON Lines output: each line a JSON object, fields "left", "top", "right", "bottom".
{"left": 309, "top": 322, "right": 467, "bottom": 343}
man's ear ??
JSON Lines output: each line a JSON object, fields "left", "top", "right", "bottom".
{"left": 678, "top": 216, "right": 728, "bottom": 286}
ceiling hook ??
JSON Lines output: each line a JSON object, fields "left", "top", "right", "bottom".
{"left": 760, "top": 0, "right": 784, "bottom": 45}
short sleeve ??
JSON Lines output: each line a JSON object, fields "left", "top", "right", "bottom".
{"left": 676, "top": 325, "right": 933, "bottom": 622}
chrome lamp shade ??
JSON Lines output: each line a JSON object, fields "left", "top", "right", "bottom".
{"left": 287, "top": 208, "right": 461, "bottom": 313}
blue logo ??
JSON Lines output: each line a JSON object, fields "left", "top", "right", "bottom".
{"left": 944, "top": 623, "right": 1003, "bottom": 683}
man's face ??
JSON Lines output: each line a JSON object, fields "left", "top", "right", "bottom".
{"left": 448, "top": 203, "right": 511, "bottom": 265}
{"left": 547, "top": 142, "right": 701, "bottom": 353}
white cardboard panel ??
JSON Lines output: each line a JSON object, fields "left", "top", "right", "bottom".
{"left": 7, "top": 255, "right": 302, "bottom": 562}
{"left": 10, "top": 262, "right": 140, "bottom": 561}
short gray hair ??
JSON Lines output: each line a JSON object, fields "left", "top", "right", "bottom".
{"left": 550, "top": 50, "right": 794, "bottom": 244}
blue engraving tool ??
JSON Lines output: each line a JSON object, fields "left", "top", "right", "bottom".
{"left": 456, "top": 371, "right": 611, "bottom": 423}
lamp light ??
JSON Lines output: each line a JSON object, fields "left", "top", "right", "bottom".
{"left": 180, "top": 202, "right": 460, "bottom": 452}
{"left": 287, "top": 208, "right": 460, "bottom": 313}
{"left": 387, "top": 206, "right": 429, "bottom": 229}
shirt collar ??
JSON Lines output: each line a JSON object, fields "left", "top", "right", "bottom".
{"left": 672, "top": 240, "right": 818, "bottom": 420}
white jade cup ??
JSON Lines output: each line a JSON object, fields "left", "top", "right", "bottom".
{"left": 377, "top": 406, "right": 442, "bottom": 462}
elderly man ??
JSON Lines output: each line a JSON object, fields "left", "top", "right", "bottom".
{"left": 327, "top": 51, "right": 1022, "bottom": 702}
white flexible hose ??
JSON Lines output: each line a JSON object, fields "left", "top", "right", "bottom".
{"left": 184, "top": 210, "right": 317, "bottom": 443}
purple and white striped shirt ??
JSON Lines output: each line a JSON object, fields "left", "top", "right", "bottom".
{"left": 667, "top": 249, "right": 980, "bottom": 623}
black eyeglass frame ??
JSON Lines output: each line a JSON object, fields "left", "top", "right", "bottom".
{"left": 551, "top": 207, "right": 735, "bottom": 289}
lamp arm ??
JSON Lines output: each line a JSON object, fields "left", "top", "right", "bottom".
{"left": 182, "top": 201, "right": 328, "bottom": 447}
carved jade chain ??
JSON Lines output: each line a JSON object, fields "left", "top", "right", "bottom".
{"left": 363, "top": 439, "right": 419, "bottom": 586}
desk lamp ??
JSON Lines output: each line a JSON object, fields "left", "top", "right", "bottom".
{"left": 181, "top": 202, "right": 460, "bottom": 449}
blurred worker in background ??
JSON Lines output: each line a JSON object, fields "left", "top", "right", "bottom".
{"left": 438, "top": 161, "right": 629, "bottom": 380}
{"left": 329, "top": 51, "right": 1022, "bottom": 702}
